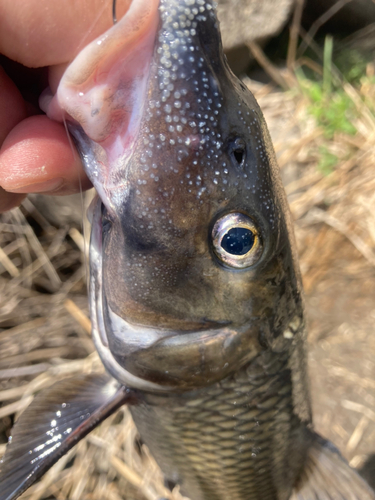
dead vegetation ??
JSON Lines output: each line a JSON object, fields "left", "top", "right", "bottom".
{"left": 1, "top": 13, "right": 375, "bottom": 500}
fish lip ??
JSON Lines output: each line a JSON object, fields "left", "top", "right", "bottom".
{"left": 103, "top": 294, "right": 233, "bottom": 350}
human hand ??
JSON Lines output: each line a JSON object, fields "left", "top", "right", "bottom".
{"left": 0, "top": 0, "right": 129, "bottom": 212}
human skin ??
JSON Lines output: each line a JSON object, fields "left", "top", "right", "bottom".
{"left": 0, "top": 0, "right": 130, "bottom": 212}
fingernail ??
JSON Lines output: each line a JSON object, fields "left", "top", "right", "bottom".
{"left": 7, "top": 177, "right": 64, "bottom": 194}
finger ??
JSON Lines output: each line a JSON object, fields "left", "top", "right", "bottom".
{"left": 0, "top": 66, "right": 30, "bottom": 212}
{"left": 0, "top": 66, "right": 28, "bottom": 145}
{"left": 0, "top": 187, "right": 26, "bottom": 213}
{"left": 0, "top": 0, "right": 131, "bottom": 68}
{"left": 0, "top": 115, "right": 92, "bottom": 196}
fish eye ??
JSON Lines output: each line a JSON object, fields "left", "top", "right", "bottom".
{"left": 230, "top": 138, "right": 246, "bottom": 168}
{"left": 212, "top": 213, "right": 263, "bottom": 268}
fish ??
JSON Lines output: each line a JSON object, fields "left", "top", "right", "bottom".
{"left": 0, "top": 1, "right": 374, "bottom": 499}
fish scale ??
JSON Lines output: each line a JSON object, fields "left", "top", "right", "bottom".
{"left": 131, "top": 348, "right": 307, "bottom": 500}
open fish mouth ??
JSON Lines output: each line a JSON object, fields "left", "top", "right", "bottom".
{"left": 89, "top": 197, "right": 264, "bottom": 393}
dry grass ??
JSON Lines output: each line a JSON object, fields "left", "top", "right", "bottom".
{"left": 1, "top": 30, "right": 375, "bottom": 500}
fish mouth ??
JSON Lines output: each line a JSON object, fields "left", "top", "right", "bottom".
{"left": 89, "top": 199, "right": 261, "bottom": 393}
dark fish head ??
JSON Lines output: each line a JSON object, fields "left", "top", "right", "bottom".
{"left": 49, "top": 0, "right": 304, "bottom": 392}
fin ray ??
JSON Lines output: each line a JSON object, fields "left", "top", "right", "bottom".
{"left": 292, "top": 433, "right": 375, "bottom": 500}
{"left": 0, "top": 373, "right": 132, "bottom": 500}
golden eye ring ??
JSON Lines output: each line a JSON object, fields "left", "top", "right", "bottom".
{"left": 212, "top": 213, "right": 263, "bottom": 269}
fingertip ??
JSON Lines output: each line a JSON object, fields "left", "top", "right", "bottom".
{"left": 0, "top": 115, "right": 92, "bottom": 195}
{"left": 0, "top": 0, "right": 132, "bottom": 68}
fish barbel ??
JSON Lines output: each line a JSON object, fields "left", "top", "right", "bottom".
{"left": 0, "top": 1, "right": 374, "bottom": 499}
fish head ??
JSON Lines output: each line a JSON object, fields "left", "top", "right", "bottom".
{"left": 48, "top": 0, "right": 304, "bottom": 392}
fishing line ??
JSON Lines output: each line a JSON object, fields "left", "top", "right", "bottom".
{"left": 62, "top": 118, "right": 90, "bottom": 285}
{"left": 61, "top": 0, "right": 119, "bottom": 285}
{"left": 74, "top": 1, "right": 114, "bottom": 56}
{"left": 113, "top": 0, "right": 117, "bottom": 24}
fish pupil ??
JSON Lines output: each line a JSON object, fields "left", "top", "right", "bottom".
{"left": 221, "top": 227, "right": 254, "bottom": 255}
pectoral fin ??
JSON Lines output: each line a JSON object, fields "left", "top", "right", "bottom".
{"left": 0, "top": 373, "right": 133, "bottom": 500}
{"left": 292, "top": 432, "right": 375, "bottom": 499}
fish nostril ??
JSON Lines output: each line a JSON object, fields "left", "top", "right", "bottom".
{"left": 230, "top": 138, "right": 246, "bottom": 167}
{"left": 233, "top": 149, "right": 244, "bottom": 165}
